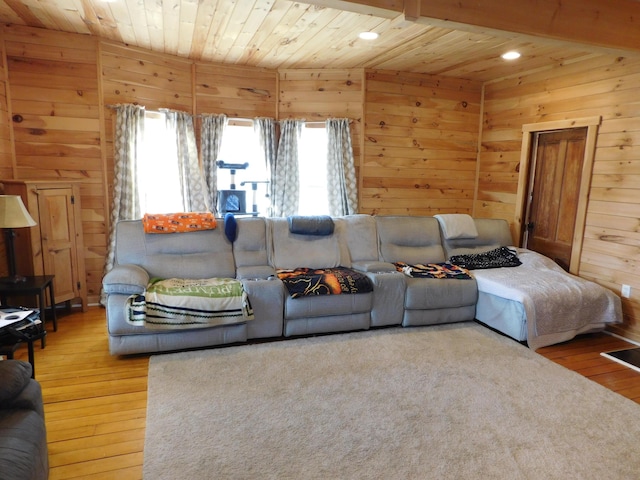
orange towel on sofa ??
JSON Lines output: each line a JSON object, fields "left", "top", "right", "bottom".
{"left": 142, "top": 212, "right": 217, "bottom": 233}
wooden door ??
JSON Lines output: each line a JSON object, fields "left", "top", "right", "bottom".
{"left": 525, "top": 127, "right": 587, "bottom": 270}
{"left": 38, "top": 188, "right": 79, "bottom": 303}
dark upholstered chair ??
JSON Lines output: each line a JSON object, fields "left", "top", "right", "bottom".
{"left": 0, "top": 360, "right": 48, "bottom": 480}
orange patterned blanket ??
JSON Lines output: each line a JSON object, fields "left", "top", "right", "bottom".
{"left": 143, "top": 213, "right": 217, "bottom": 234}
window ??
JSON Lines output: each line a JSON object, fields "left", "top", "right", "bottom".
{"left": 137, "top": 111, "right": 184, "bottom": 213}
{"left": 138, "top": 114, "right": 332, "bottom": 217}
{"left": 215, "top": 121, "right": 330, "bottom": 217}
{"left": 298, "top": 126, "right": 328, "bottom": 215}
{"left": 216, "top": 122, "right": 269, "bottom": 215}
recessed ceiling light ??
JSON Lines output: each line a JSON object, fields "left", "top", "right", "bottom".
{"left": 359, "top": 31, "right": 379, "bottom": 40}
{"left": 501, "top": 51, "right": 521, "bottom": 60}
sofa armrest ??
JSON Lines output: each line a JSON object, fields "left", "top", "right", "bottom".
{"left": 102, "top": 264, "right": 149, "bottom": 295}
{"left": 351, "top": 260, "right": 397, "bottom": 273}
{"left": 236, "top": 265, "right": 277, "bottom": 280}
{"left": 0, "top": 361, "right": 32, "bottom": 406}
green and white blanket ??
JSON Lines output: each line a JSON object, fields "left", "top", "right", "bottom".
{"left": 127, "top": 277, "right": 254, "bottom": 329}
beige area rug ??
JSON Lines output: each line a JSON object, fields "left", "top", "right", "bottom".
{"left": 144, "top": 323, "right": 640, "bottom": 479}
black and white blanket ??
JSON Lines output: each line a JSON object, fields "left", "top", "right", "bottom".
{"left": 127, "top": 277, "right": 254, "bottom": 329}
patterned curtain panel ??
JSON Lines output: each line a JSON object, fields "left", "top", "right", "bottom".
{"left": 200, "top": 113, "right": 227, "bottom": 215}
{"left": 254, "top": 117, "right": 277, "bottom": 216}
{"left": 272, "top": 119, "right": 303, "bottom": 217}
{"left": 165, "top": 110, "right": 209, "bottom": 212}
{"left": 326, "top": 118, "right": 358, "bottom": 216}
{"left": 101, "top": 103, "right": 145, "bottom": 303}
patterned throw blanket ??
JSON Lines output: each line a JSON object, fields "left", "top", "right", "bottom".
{"left": 394, "top": 262, "right": 472, "bottom": 279}
{"left": 127, "top": 277, "right": 253, "bottom": 329}
{"left": 142, "top": 212, "right": 217, "bottom": 234}
{"left": 449, "top": 246, "right": 521, "bottom": 270}
{"left": 277, "top": 267, "right": 373, "bottom": 299}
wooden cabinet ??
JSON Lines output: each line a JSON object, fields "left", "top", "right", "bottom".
{"left": 2, "top": 180, "right": 87, "bottom": 311}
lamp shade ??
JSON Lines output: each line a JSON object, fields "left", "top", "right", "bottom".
{"left": 0, "top": 195, "right": 37, "bottom": 228}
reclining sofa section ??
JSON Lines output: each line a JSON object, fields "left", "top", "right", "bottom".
{"left": 102, "top": 215, "right": 506, "bottom": 356}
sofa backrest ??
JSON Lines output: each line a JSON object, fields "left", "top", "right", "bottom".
{"left": 375, "top": 216, "right": 446, "bottom": 264}
{"left": 336, "top": 214, "right": 380, "bottom": 263}
{"left": 114, "top": 219, "right": 236, "bottom": 279}
{"left": 233, "top": 217, "right": 269, "bottom": 267}
{"left": 440, "top": 218, "right": 514, "bottom": 259}
{"left": 266, "top": 217, "right": 344, "bottom": 269}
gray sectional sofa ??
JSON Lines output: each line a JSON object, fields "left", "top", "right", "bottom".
{"left": 102, "top": 214, "right": 616, "bottom": 356}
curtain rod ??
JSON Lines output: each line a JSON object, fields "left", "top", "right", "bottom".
{"left": 106, "top": 105, "right": 352, "bottom": 124}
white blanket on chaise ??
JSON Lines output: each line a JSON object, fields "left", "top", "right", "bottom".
{"left": 472, "top": 248, "right": 622, "bottom": 350}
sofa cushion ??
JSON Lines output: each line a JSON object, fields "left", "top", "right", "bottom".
{"left": 376, "top": 216, "right": 446, "bottom": 265}
{"left": 404, "top": 277, "right": 478, "bottom": 310}
{"left": 115, "top": 220, "right": 235, "bottom": 279}
{"left": 234, "top": 217, "right": 269, "bottom": 268}
{"left": 337, "top": 214, "right": 380, "bottom": 264}
{"left": 441, "top": 218, "right": 514, "bottom": 259}
{"left": 267, "top": 217, "right": 342, "bottom": 269}
{"left": 285, "top": 292, "right": 372, "bottom": 320}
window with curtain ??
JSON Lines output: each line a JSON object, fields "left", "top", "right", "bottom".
{"left": 214, "top": 121, "right": 331, "bottom": 216}
{"left": 123, "top": 111, "right": 354, "bottom": 219}
{"left": 137, "top": 111, "right": 184, "bottom": 213}
{"left": 216, "top": 121, "right": 270, "bottom": 216}
{"left": 298, "top": 125, "right": 328, "bottom": 215}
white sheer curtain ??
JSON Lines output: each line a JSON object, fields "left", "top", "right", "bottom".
{"left": 102, "top": 103, "right": 145, "bottom": 302}
{"left": 254, "top": 117, "right": 277, "bottom": 216}
{"left": 326, "top": 118, "right": 358, "bottom": 216}
{"left": 200, "top": 114, "right": 227, "bottom": 214}
{"left": 164, "top": 110, "right": 209, "bottom": 212}
{"left": 272, "top": 119, "right": 303, "bottom": 217}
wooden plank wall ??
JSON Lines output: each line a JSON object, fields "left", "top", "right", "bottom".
{"left": 361, "top": 70, "right": 482, "bottom": 215}
{"left": 195, "top": 63, "right": 277, "bottom": 118}
{"left": 0, "top": 25, "right": 104, "bottom": 296}
{"left": 0, "top": 38, "right": 8, "bottom": 274}
{"left": 278, "top": 69, "right": 364, "bottom": 196}
{"left": 0, "top": 39, "right": 10, "bottom": 181}
{"left": 480, "top": 55, "right": 640, "bottom": 342}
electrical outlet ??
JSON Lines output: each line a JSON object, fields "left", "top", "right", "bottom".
{"left": 622, "top": 284, "right": 631, "bottom": 298}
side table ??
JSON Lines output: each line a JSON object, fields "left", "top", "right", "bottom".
{"left": 0, "top": 310, "right": 46, "bottom": 378}
{"left": 0, "top": 275, "right": 57, "bottom": 331}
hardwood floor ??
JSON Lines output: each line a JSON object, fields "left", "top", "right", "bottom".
{"left": 5, "top": 307, "right": 640, "bottom": 479}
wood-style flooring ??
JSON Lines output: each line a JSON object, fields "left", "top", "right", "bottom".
{"left": 4, "top": 307, "right": 640, "bottom": 479}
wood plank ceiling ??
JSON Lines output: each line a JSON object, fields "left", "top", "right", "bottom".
{"left": 0, "top": 0, "right": 624, "bottom": 82}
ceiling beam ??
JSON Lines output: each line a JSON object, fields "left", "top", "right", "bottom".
{"left": 309, "top": 0, "right": 640, "bottom": 54}
{"left": 416, "top": 0, "right": 640, "bottom": 53}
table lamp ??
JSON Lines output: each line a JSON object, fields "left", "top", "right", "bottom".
{"left": 0, "top": 195, "right": 37, "bottom": 283}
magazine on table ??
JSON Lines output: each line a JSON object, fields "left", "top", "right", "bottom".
{"left": 0, "top": 309, "right": 37, "bottom": 330}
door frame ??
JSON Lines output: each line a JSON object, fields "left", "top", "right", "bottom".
{"left": 514, "top": 116, "right": 601, "bottom": 274}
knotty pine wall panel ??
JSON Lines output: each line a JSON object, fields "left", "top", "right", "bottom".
{"left": 480, "top": 55, "right": 640, "bottom": 342}
{"left": 195, "top": 63, "right": 277, "bottom": 118}
{"left": 362, "top": 70, "right": 482, "bottom": 215}
{"left": 0, "top": 41, "right": 9, "bottom": 275}
{"left": 1, "top": 25, "right": 104, "bottom": 302}
{"left": 0, "top": 48, "right": 10, "bottom": 183}
{"left": 278, "top": 69, "right": 363, "bottom": 202}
